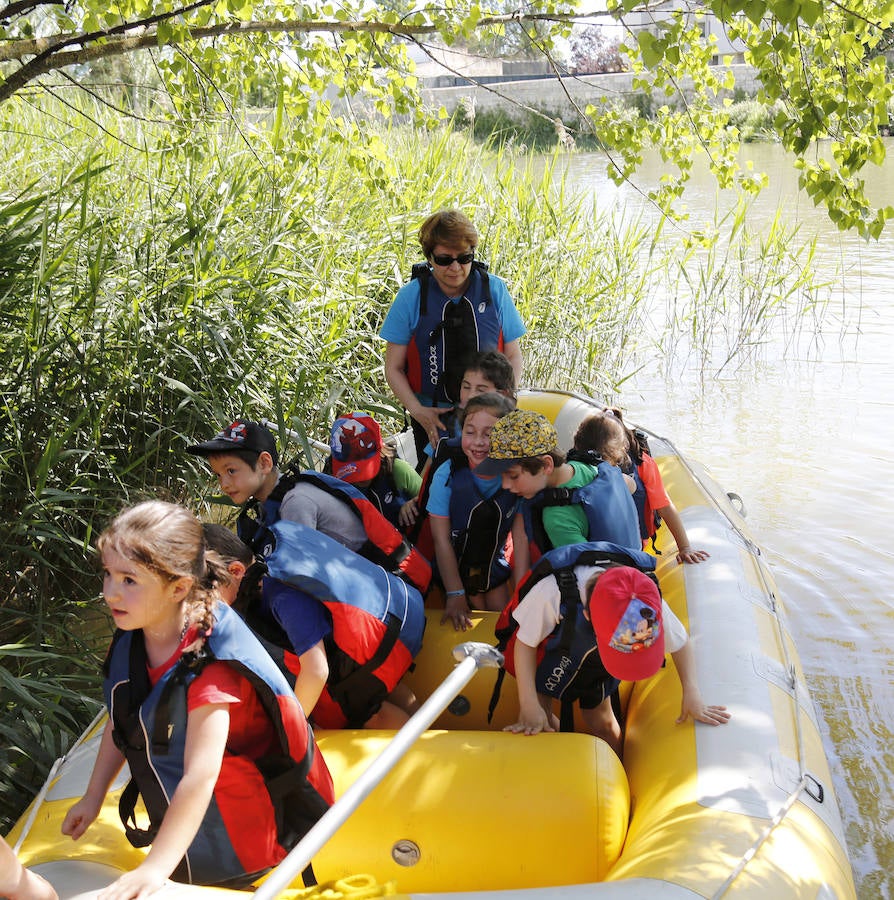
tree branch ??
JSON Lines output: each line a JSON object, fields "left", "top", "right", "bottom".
{"left": 0, "top": 9, "right": 616, "bottom": 104}
{"left": 0, "top": 0, "right": 62, "bottom": 22}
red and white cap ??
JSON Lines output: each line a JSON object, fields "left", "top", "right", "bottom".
{"left": 329, "top": 412, "right": 382, "bottom": 483}
{"left": 590, "top": 567, "right": 665, "bottom": 682}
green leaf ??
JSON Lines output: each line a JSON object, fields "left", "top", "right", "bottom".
{"left": 637, "top": 32, "right": 665, "bottom": 67}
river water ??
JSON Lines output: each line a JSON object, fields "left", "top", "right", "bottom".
{"left": 554, "top": 143, "right": 893, "bottom": 898}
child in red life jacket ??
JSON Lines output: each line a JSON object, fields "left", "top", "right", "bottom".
{"left": 505, "top": 562, "right": 729, "bottom": 752}
{"left": 204, "top": 522, "right": 421, "bottom": 730}
{"left": 186, "top": 419, "right": 367, "bottom": 553}
{"left": 187, "top": 419, "right": 430, "bottom": 595}
{"left": 327, "top": 411, "right": 422, "bottom": 532}
{"left": 61, "top": 502, "right": 333, "bottom": 898}
{"left": 573, "top": 410, "right": 710, "bottom": 565}
{"left": 426, "top": 392, "right": 527, "bottom": 631}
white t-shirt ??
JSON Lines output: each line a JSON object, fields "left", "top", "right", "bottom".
{"left": 512, "top": 564, "right": 687, "bottom": 652}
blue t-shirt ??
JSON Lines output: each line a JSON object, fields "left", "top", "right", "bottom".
{"left": 425, "top": 458, "right": 505, "bottom": 517}
{"left": 260, "top": 577, "right": 332, "bottom": 656}
{"left": 380, "top": 270, "right": 526, "bottom": 405}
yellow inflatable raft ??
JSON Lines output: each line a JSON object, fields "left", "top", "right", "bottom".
{"left": 6, "top": 389, "right": 857, "bottom": 899}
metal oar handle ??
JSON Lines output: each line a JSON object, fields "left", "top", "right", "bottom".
{"left": 252, "top": 642, "right": 503, "bottom": 900}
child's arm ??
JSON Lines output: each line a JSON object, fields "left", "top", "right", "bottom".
{"left": 61, "top": 719, "right": 125, "bottom": 840}
{"left": 669, "top": 641, "right": 730, "bottom": 725}
{"left": 398, "top": 497, "right": 419, "bottom": 529}
{"left": 96, "top": 703, "right": 231, "bottom": 900}
{"left": 294, "top": 639, "right": 329, "bottom": 716}
{"left": 430, "top": 515, "right": 471, "bottom": 631}
{"left": 0, "top": 836, "right": 58, "bottom": 900}
{"left": 510, "top": 513, "right": 529, "bottom": 585}
{"left": 503, "top": 640, "right": 556, "bottom": 736}
{"left": 655, "top": 503, "right": 710, "bottom": 564}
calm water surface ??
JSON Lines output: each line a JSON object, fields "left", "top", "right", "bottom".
{"left": 556, "top": 142, "right": 894, "bottom": 899}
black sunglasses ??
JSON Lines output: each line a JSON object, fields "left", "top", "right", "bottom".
{"left": 431, "top": 251, "right": 475, "bottom": 267}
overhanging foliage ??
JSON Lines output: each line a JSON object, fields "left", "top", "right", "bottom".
{"left": 2, "top": 1, "right": 894, "bottom": 234}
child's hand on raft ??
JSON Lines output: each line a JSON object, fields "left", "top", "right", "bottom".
{"left": 504, "top": 704, "right": 557, "bottom": 736}
{"left": 677, "top": 694, "right": 730, "bottom": 726}
{"left": 676, "top": 546, "right": 710, "bottom": 564}
{"left": 61, "top": 795, "right": 102, "bottom": 841}
{"left": 441, "top": 593, "right": 472, "bottom": 631}
{"left": 97, "top": 862, "right": 168, "bottom": 900}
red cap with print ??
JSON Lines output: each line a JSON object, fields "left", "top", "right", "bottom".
{"left": 590, "top": 567, "right": 665, "bottom": 682}
{"left": 330, "top": 412, "right": 382, "bottom": 483}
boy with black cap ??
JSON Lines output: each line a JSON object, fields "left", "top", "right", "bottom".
{"left": 187, "top": 418, "right": 431, "bottom": 594}
{"left": 187, "top": 418, "right": 367, "bottom": 550}
{"left": 502, "top": 552, "right": 730, "bottom": 751}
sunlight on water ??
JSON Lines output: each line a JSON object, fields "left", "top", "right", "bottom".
{"left": 552, "top": 142, "right": 894, "bottom": 898}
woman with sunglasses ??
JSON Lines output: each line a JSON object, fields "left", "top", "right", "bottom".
{"left": 380, "top": 209, "right": 526, "bottom": 467}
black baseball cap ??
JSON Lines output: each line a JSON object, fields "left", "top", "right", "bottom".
{"left": 186, "top": 419, "right": 278, "bottom": 466}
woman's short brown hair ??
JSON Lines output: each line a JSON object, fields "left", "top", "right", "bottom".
{"left": 418, "top": 209, "right": 478, "bottom": 258}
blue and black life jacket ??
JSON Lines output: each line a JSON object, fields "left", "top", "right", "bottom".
{"left": 568, "top": 438, "right": 663, "bottom": 550}
{"left": 488, "top": 542, "right": 657, "bottom": 724}
{"left": 362, "top": 467, "right": 413, "bottom": 528}
{"left": 404, "top": 261, "right": 503, "bottom": 406}
{"left": 522, "top": 460, "right": 641, "bottom": 560}
{"left": 238, "top": 468, "right": 431, "bottom": 594}
{"left": 238, "top": 520, "right": 426, "bottom": 728}
{"left": 444, "top": 450, "right": 519, "bottom": 593}
{"left": 104, "top": 602, "right": 333, "bottom": 887}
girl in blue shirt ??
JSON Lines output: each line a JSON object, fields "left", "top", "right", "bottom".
{"left": 426, "top": 393, "right": 527, "bottom": 631}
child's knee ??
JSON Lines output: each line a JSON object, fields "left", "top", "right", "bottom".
{"left": 580, "top": 698, "right": 620, "bottom": 742}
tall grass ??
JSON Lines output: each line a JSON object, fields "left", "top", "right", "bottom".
{"left": 0, "top": 97, "right": 652, "bottom": 830}
{"left": 0, "top": 94, "right": 822, "bottom": 830}
{"left": 655, "top": 205, "right": 826, "bottom": 376}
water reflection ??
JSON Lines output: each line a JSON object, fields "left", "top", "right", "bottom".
{"left": 550, "top": 141, "right": 894, "bottom": 898}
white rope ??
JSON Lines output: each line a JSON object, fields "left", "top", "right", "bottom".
{"left": 710, "top": 777, "right": 810, "bottom": 899}
{"left": 13, "top": 707, "right": 106, "bottom": 854}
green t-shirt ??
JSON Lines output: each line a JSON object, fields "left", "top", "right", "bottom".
{"left": 542, "top": 461, "right": 596, "bottom": 548}
{"left": 392, "top": 457, "right": 423, "bottom": 498}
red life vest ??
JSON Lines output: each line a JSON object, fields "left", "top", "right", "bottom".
{"left": 238, "top": 520, "right": 427, "bottom": 729}
{"left": 105, "top": 602, "right": 334, "bottom": 886}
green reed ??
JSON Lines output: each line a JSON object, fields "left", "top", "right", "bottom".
{"left": 0, "top": 94, "right": 821, "bottom": 829}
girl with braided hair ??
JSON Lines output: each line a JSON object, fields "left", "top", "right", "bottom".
{"left": 62, "top": 501, "right": 333, "bottom": 900}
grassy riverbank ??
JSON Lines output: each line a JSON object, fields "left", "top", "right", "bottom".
{"left": 0, "top": 97, "right": 822, "bottom": 830}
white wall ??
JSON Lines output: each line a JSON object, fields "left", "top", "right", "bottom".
{"left": 419, "top": 64, "right": 760, "bottom": 118}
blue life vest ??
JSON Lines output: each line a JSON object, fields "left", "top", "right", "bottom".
{"left": 404, "top": 263, "right": 503, "bottom": 405}
{"left": 362, "top": 467, "right": 413, "bottom": 528}
{"left": 522, "top": 460, "right": 641, "bottom": 559}
{"left": 104, "top": 602, "right": 333, "bottom": 886}
{"left": 442, "top": 447, "right": 519, "bottom": 593}
{"left": 243, "top": 520, "right": 426, "bottom": 727}
{"left": 489, "top": 542, "right": 656, "bottom": 720}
